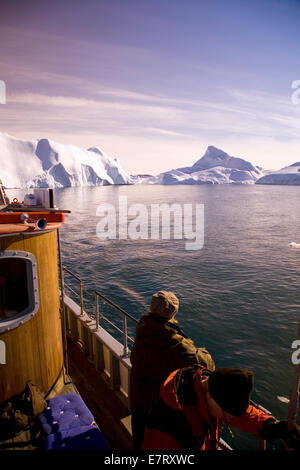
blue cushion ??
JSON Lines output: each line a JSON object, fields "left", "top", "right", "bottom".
{"left": 45, "top": 425, "right": 108, "bottom": 450}
{"left": 39, "top": 393, "right": 94, "bottom": 435}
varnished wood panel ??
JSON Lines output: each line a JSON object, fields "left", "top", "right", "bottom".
{"left": 0, "top": 230, "right": 64, "bottom": 402}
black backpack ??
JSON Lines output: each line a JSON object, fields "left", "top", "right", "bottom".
{"left": 0, "top": 381, "right": 47, "bottom": 442}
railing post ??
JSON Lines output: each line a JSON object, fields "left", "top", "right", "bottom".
{"left": 95, "top": 292, "right": 100, "bottom": 331}
{"left": 79, "top": 280, "right": 84, "bottom": 316}
{"left": 122, "top": 314, "right": 129, "bottom": 358}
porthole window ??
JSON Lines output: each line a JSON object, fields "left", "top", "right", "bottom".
{"left": 0, "top": 251, "right": 39, "bottom": 333}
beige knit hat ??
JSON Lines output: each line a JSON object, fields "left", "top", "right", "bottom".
{"left": 150, "top": 291, "right": 179, "bottom": 319}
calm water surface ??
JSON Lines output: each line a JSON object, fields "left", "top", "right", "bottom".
{"left": 7, "top": 184, "right": 300, "bottom": 448}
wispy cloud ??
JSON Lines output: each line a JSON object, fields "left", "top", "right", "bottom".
{"left": 2, "top": 25, "right": 300, "bottom": 138}
{"left": 3, "top": 83, "right": 300, "bottom": 147}
{"left": 1, "top": 24, "right": 300, "bottom": 173}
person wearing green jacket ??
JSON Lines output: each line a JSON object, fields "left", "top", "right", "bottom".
{"left": 130, "top": 290, "right": 215, "bottom": 449}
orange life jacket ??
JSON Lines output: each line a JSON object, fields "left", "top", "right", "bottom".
{"left": 142, "top": 365, "right": 274, "bottom": 450}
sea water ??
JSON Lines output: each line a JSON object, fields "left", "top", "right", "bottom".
{"left": 7, "top": 184, "right": 300, "bottom": 449}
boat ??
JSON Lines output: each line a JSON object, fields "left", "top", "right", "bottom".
{"left": 0, "top": 186, "right": 137, "bottom": 451}
{"left": 0, "top": 184, "right": 299, "bottom": 453}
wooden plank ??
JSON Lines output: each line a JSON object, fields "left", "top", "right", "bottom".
{"left": 0, "top": 223, "right": 62, "bottom": 234}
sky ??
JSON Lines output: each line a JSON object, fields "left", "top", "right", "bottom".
{"left": 0, "top": 0, "right": 300, "bottom": 175}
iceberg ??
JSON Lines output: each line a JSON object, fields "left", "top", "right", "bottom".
{"left": 256, "top": 162, "right": 300, "bottom": 185}
{"left": 0, "top": 133, "right": 133, "bottom": 188}
{"left": 135, "top": 146, "right": 263, "bottom": 185}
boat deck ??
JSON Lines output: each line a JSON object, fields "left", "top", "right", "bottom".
{"left": 66, "top": 338, "right": 133, "bottom": 450}
{"left": 0, "top": 338, "right": 132, "bottom": 451}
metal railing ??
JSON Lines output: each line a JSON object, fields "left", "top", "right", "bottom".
{"left": 62, "top": 266, "right": 138, "bottom": 357}
{"left": 63, "top": 266, "right": 84, "bottom": 315}
{"left": 94, "top": 290, "right": 138, "bottom": 357}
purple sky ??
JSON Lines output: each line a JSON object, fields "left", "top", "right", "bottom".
{"left": 0, "top": 0, "right": 300, "bottom": 174}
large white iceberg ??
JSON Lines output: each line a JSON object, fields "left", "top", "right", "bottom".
{"left": 137, "top": 146, "right": 263, "bottom": 185}
{"left": 256, "top": 162, "right": 300, "bottom": 185}
{"left": 0, "top": 133, "right": 133, "bottom": 188}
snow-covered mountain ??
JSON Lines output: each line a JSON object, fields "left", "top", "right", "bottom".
{"left": 256, "top": 162, "right": 300, "bottom": 185}
{"left": 137, "top": 146, "right": 263, "bottom": 185}
{"left": 0, "top": 133, "right": 133, "bottom": 188}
